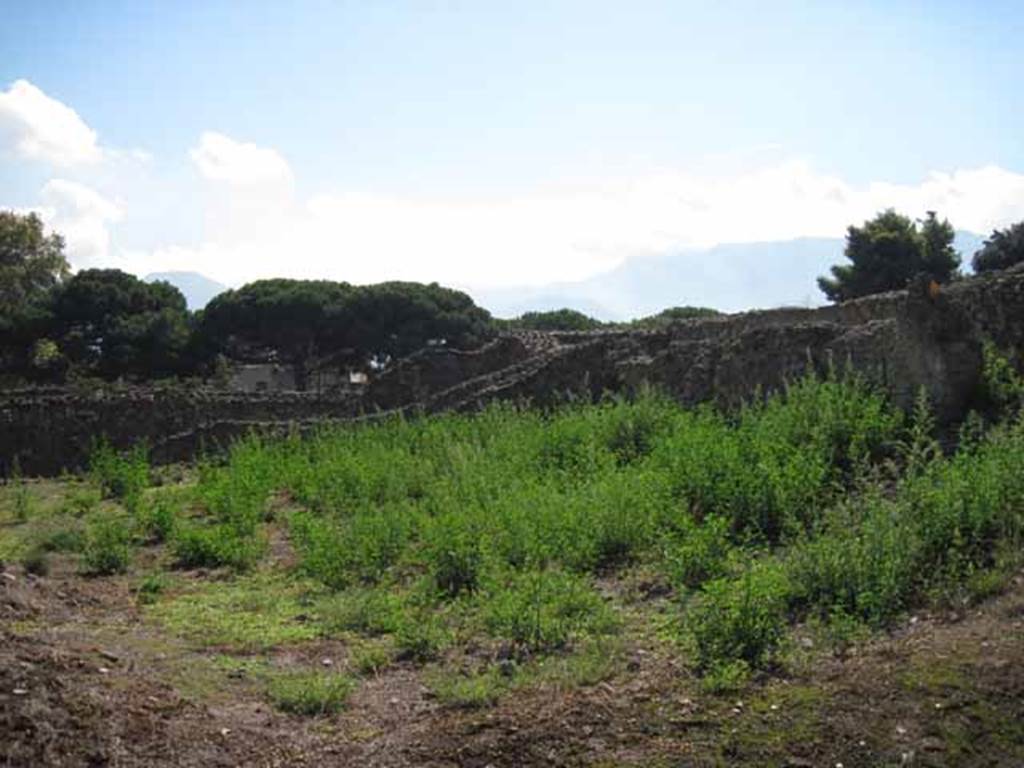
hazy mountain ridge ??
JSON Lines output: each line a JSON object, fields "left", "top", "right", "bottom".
{"left": 474, "top": 231, "right": 986, "bottom": 320}
{"left": 144, "top": 233, "right": 986, "bottom": 319}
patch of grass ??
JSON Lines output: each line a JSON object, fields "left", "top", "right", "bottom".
{"left": 265, "top": 670, "right": 356, "bottom": 715}
{"left": 529, "top": 636, "right": 623, "bottom": 689}
{"left": 147, "top": 573, "right": 323, "bottom": 650}
{"left": 351, "top": 643, "right": 392, "bottom": 675}
{"left": 427, "top": 666, "right": 507, "bottom": 708}
{"left": 317, "top": 586, "right": 404, "bottom": 636}
{"left": 135, "top": 571, "right": 170, "bottom": 604}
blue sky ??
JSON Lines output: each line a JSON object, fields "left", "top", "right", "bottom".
{"left": 2, "top": 1, "right": 1023, "bottom": 297}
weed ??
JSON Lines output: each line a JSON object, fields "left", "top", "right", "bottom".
{"left": 481, "top": 568, "right": 617, "bottom": 652}
{"left": 136, "top": 572, "right": 169, "bottom": 604}
{"left": 427, "top": 667, "right": 506, "bottom": 708}
{"left": 265, "top": 670, "right": 356, "bottom": 715}
{"left": 81, "top": 514, "right": 133, "bottom": 575}
{"left": 689, "top": 563, "right": 790, "bottom": 672}
{"left": 351, "top": 643, "right": 392, "bottom": 675}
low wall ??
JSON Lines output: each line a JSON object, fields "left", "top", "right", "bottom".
{"left": 3, "top": 266, "right": 1022, "bottom": 477}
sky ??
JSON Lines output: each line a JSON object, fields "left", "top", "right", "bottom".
{"left": 1, "top": 1, "right": 1023, "bottom": 301}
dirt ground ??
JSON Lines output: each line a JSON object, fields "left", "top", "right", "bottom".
{"left": 2, "top": 548, "right": 1023, "bottom": 768}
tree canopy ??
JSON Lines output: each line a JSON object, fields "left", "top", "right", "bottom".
{"left": 503, "top": 308, "right": 605, "bottom": 332}
{"left": 818, "top": 209, "right": 961, "bottom": 303}
{"left": 198, "top": 279, "right": 493, "bottom": 380}
{"left": 972, "top": 221, "right": 1024, "bottom": 274}
{"left": 53, "top": 269, "right": 191, "bottom": 378}
{"left": 0, "top": 211, "right": 70, "bottom": 309}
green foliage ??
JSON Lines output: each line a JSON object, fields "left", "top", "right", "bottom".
{"left": 972, "top": 221, "right": 1024, "bottom": 273}
{"left": 981, "top": 341, "right": 1024, "bottom": 416}
{"left": 20, "top": 546, "right": 49, "bottom": 576}
{"left": 688, "top": 563, "right": 791, "bottom": 671}
{"left": 317, "top": 586, "right": 404, "bottom": 636}
{"left": 137, "top": 494, "right": 178, "bottom": 543}
{"left": 0, "top": 211, "right": 68, "bottom": 374}
{"left": 89, "top": 441, "right": 150, "bottom": 512}
{"left": 199, "top": 278, "right": 493, "bottom": 381}
{"left": 818, "top": 209, "right": 961, "bottom": 302}
{"left": 265, "top": 671, "right": 356, "bottom": 715}
{"left": 171, "top": 521, "right": 266, "bottom": 571}
{"left": 0, "top": 210, "right": 69, "bottom": 306}
{"left": 81, "top": 514, "right": 133, "bottom": 575}
{"left": 627, "top": 306, "right": 720, "bottom": 328}
{"left": 153, "top": 371, "right": 1024, "bottom": 688}
{"left": 54, "top": 268, "right": 191, "bottom": 378}
{"left": 665, "top": 515, "right": 734, "bottom": 589}
{"left": 393, "top": 611, "right": 449, "bottom": 661}
{"left": 427, "top": 667, "right": 507, "bottom": 708}
{"left": 504, "top": 308, "right": 604, "bottom": 332}
{"left": 480, "top": 568, "right": 617, "bottom": 652}
{"left": 135, "top": 572, "right": 169, "bottom": 604}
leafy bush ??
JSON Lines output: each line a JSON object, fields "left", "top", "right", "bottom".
{"left": 81, "top": 515, "right": 133, "bottom": 575}
{"left": 688, "top": 563, "right": 791, "bottom": 671}
{"left": 90, "top": 441, "right": 149, "bottom": 512}
{"left": 666, "top": 514, "right": 735, "bottom": 589}
{"left": 480, "top": 569, "right": 617, "bottom": 652}
{"left": 171, "top": 522, "right": 266, "bottom": 571}
{"left": 137, "top": 494, "right": 178, "bottom": 543}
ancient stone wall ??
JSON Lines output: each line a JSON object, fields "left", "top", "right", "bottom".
{"left": 3, "top": 266, "right": 1022, "bottom": 477}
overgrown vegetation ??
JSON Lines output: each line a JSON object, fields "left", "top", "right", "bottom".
{"left": 3, "top": 359, "right": 1023, "bottom": 715}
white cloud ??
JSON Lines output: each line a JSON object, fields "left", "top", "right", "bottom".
{"left": 37, "top": 179, "right": 124, "bottom": 268}
{"left": 133, "top": 150, "right": 1024, "bottom": 290}
{"left": 190, "top": 131, "right": 293, "bottom": 186}
{"left": 0, "top": 79, "right": 101, "bottom": 166}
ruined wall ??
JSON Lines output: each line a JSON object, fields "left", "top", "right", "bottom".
{"left": 0, "top": 387, "right": 361, "bottom": 476}
{"left": 3, "top": 266, "right": 1023, "bottom": 477}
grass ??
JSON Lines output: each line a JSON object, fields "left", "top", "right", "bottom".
{"left": 265, "top": 670, "right": 356, "bottom": 715}
{"left": 146, "top": 572, "right": 325, "bottom": 650}
{"left": 3, "top": 364, "right": 1023, "bottom": 711}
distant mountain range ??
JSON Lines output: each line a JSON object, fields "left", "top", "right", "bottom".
{"left": 142, "top": 231, "right": 987, "bottom": 319}
{"left": 472, "top": 231, "right": 986, "bottom": 320}
{"left": 144, "top": 271, "right": 229, "bottom": 310}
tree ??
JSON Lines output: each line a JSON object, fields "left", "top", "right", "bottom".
{"left": 53, "top": 269, "right": 191, "bottom": 378}
{"left": 0, "top": 211, "right": 70, "bottom": 374}
{"left": 818, "top": 209, "right": 961, "bottom": 303}
{"left": 198, "top": 279, "right": 355, "bottom": 384}
{"left": 198, "top": 279, "right": 493, "bottom": 385}
{"left": 0, "top": 211, "right": 69, "bottom": 308}
{"left": 630, "top": 306, "right": 720, "bottom": 329}
{"left": 503, "top": 308, "right": 604, "bottom": 332}
{"left": 972, "top": 221, "right": 1024, "bottom": 273}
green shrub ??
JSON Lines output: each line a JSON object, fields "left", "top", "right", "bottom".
{"left": 90, "top": 441, "right": 149, "bottom": 512}
{"left": 689, "top": 563, "right": 791, "bottom": 672}
{"left": 137, "top": 495, "right": 178, "bottom": 543}
{"left": 481, "top": 568, "right": 617, "bottom": 652}
{"left": 665, "top": 514, "right": 734, "bottom": 589}
{"left": 171, "top": 522, "right": 265, "bottom": 571}
{"left": 136, "top": 572, "right": 169, "bottom": 604}
{"left": 393, "top": 611, "right": 448, "bottom": 661}
{"left": 81, "top": 515, "right": 133, "bottom": 575}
